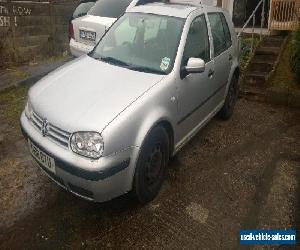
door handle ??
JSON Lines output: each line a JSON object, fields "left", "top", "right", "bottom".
{"left": 229, "top": 54, "right": 233, "bottom": 61}
{"left": 208, "top": 69, "right": 214, "bottom": 78}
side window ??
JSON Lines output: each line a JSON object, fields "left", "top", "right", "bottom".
{"left": 208, "top": 12, "right": 231, "bottom": 57}
{"left": 182, "top": 15, "right": 210, "bottom": 65}
{"left": 220, "top": 13, "right": 232, "bottom": 48}
{"left": 73, "top": 2, "right": 95, "bottom": 19}
{"left": 88, "top": 0, "right": 132, "bottom": 18}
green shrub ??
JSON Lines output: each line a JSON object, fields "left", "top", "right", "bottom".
{"left": 240, "top": 37, "right": 260, "bottom": 71}
{"left": 289, "top": 26, "right": 300, "bottom": 80}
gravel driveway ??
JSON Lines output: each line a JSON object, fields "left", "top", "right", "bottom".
{"left": 0, "top": 81, "right": 299, "bottom": 249}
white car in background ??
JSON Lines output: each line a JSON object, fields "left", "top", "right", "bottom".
{"left": 69, "top": 0, "right": 158, "bottom": 57}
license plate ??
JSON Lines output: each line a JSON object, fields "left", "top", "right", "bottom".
{"left": 80, "top": 30, "right": 96, "bottom": 41}
{"left": 28, "top": 139, "right": 56, "bottom": 174}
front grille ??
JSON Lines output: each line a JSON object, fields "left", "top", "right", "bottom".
{"left": 31, "top": 111, "right": 71, "bottom": 148}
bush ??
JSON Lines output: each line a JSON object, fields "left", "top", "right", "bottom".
{"left": 240, "top": 37, "right": 260, "bottom": 71}
{"left": 289, "top": 26, "right": 300, "bottom": 81}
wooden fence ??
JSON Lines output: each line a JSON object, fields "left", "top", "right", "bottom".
{"left": 0, "top": 0, "right": 78, "bottom": 67}
{"left": 268, "top": 0, "right": 300, "bottom": 31}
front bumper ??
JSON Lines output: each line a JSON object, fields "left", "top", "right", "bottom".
{"left": 69, "top": 38, "right": 94, "bottom": 57}
{"left": 20, "top": 112, "right": 138, "bottom": 202}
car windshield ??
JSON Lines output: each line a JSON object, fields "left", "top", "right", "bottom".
{"left": 73, "top": 1, "right": 96, "bottom": 19}
{"left": 88, "top": 0, "right": 133, "bottom": 18}
{"left": 90, "top": 13, "right": 184, "bottom": 75}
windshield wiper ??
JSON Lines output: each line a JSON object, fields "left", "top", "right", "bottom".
{"left": 97, "top": 56, "right": 130, "bottom": 67}
{"left": 94, "top": 56, "right": 166, "bottom": 75}
{"left": 129, "top": 66, "right": 166, "bottom": 75}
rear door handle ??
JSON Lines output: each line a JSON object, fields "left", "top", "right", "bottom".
{"left": 208, "top": 69, "right": 214, "bottom": 78}
{"left": 229, "top": 54, "right": 233, "bottom": 61}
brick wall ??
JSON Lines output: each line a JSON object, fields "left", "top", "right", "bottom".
{"left": 0, "top": 0, "right": 79, "bottom": 68}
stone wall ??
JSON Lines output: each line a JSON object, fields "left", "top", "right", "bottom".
{"left": 0, "top": 0, "right": 79, "bottom": 68}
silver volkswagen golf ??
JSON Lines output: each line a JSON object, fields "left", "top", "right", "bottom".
{"left": 21, "top": 1, "right": 240, "bottom": 203}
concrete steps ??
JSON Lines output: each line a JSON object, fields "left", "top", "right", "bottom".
{"left": 255, "top": 46, "right": 281, "bottom": 56}
{"left": 245, "top": 71, "right": 269, "bottom": 85}
{"left": 242, "top": 35, "right": 287, "bottom": 98}
{"left": 251, "top": 54, "right": 278, "bottom": 64}
{"left": 248, "top": 61, "right": 274, "bottom": 73}
{"left": 260, "top": 37, "right": 285, "bottom": 47}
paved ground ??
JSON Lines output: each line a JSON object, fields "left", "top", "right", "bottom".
{"left": 0, "top": 75, "right": 299, "bottom": 249}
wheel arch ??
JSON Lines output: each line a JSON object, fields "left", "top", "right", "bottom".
{"left": 130, "top": 117, "right": 175, "bottom": 193}
{"left": 155, "top": 120, "right": 175, "bottom": 158}
{"left": 233, "top": 66, "right": 240, "bottom": 78}
{"left": 232, "top": 66, "right": 241, "bottom": 92}
{"left": 226, "top": 65, "right": 240, "bottom": 95}
{"left": 137, "top": 118, "right": 175, "bottom": 159}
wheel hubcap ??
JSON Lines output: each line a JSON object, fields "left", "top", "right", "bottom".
{"left": 145, "top": 144, "right": 163, "bottom": 188}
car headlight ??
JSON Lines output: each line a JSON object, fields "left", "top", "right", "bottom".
{"left": 70, "top": 132, "right": 104, "bottom": 159}
{"left": 25, "top": 99, "right": 33, "bottom": 120}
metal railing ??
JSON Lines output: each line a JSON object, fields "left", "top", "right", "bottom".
{"left": 237, "top": 0, "right": 266, "bottom": 53}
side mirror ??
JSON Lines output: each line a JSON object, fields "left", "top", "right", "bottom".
{"left": 185, "top": 58, "right": 206, "bottom": 74}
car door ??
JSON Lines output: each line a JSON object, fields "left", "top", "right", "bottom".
{"left": 207, "top": 12, "right": 233, "bottom": 102}
{"left": 177, "top": 14, "right": 215, "bottom": 140}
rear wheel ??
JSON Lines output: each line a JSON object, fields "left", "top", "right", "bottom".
{"left": 133, "top": 126, "right": 169, "bottom": 204}
{"left": 218, "top": 74, "right": 239, "bottom": 120}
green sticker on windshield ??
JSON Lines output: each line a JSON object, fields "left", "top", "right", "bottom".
{"left": 160, "top": 57, "right": 171, "bottom": 71}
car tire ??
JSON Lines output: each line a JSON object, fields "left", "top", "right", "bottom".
{"left": 218, "top": 74, "right": 239, "bottom": 120}
{"left": 133, "top": 126, "right": 169, "bottom": 204}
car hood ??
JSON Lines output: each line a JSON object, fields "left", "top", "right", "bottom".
{"left": 29, "top": 56, "right": 164, "bottom": 133}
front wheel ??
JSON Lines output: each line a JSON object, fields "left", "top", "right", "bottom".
{"left": 133, "top": 126, "right": 169, "bottom": 204}
{"left": 218, "top": 74, "right": 239, "bottom": 120}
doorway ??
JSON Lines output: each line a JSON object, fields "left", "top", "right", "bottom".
{"left": 232, "top": 0, "right": 269, "bottom": 27}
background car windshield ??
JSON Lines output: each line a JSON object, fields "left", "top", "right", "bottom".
{"left": 73, "top": 1, "right": 96, "bottom": 19}
{"left": 91, "top": 13, "right": 184, "bottom": 74}
{"left": 88, "top": 0, "right": 133, "bottom": 18}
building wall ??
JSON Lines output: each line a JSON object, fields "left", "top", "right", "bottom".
{"left": 222, "top": 0, "right": 234, "bottom": 16}
{"left": 201, "top": 0, "right": 218, "bottom": 6}
{"left": 0, "top": 0, "right": 78, "bottom": 67}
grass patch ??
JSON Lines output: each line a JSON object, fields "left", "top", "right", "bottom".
{"left": 0, "top": 84, "right": 31, "bottom": 125}
{"left": 288, "top": 27, "right": 300, "bottom": 80}
{"left": 269, "top": 38, "right": 300, "bottom": 91}
{"left": 240, "top": 36, "right": 260, "bottom": 72}
{"left": 13, "top": 69, "right": 28, "bottom": 80}
{"left": 6, "top": 69, "right": 29, "bottom": 81}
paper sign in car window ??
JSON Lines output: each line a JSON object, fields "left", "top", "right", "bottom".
{"left": 160, "top": 57, "right": 171, "bottom": 71}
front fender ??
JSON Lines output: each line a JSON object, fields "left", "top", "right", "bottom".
{"left": 102, "top": 74, "right": 177, "bottom": 157}
{"left": 101, "top": 77, "right": 177, "bottom": 189}
{"left": 225, "top": 59, "right": 240, "bottom": 97}
{"left": 133, "top": 108, "right": 174, "bottom": 152}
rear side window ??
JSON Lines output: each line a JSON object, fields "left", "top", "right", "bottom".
{"left": 73, "top": 1, "right": 96, "bottom": 19}
{"left": 88, "top": 0, "right": 132, "bottom": 18}
{"left": 136, "top": 0, "right": 159, "bottom": 5}
{"left": 208, "top": 12, "right": 232, "bottom": 57}
{"left": 220, "top": 13, "right": 232, "bottom": 48}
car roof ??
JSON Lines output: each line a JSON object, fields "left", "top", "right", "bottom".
{"left": 128, "top": 2, "right": 223, "bottom": 19}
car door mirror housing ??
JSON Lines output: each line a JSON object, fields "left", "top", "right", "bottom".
{"left": 185, "top": 58, "right": 206, "bottom": 74}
